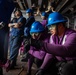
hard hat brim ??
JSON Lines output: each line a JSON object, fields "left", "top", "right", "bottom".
{"left": 47, "top": 20, "right": 67, "bottom": 26}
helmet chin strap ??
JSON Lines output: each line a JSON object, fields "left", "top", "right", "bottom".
{"left": 37, "top": 33, "right": 42, "bottom": 40}
{"left": 56, "top": 25, "right": 60, "bottom": 44}
{"left": 56, "top": 25, "right": 59, "bottom": 35}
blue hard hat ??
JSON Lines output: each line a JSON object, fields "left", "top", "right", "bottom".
{"left": 41, "top": 12, "right": 48, "bottom": 17}
{"left": 26, "top": 9, "right": 33, "bottom": 13}
{"left": 30, "top": 21, "right": 45, "bottom": 33}
{"left": 47, "top": 12, "right": 67, "bottom": 26}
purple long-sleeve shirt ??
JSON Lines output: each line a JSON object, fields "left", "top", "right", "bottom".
{"left": 29, "top": 33, "right": 52, "bottom": 60}
{"left": 43, "top": 28, "right": 76, "bottom": 61}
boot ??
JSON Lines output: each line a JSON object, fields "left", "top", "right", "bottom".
{"left": 4, "top": 60, "right": 11, "bottom": 72}
{"left": 35, "top": 69, "right": 44, "bottom": 75}
{"left": 5, "top": 59, "right": 16, "bottom": 72}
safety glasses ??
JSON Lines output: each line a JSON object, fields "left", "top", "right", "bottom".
{"left": 30, "top": 32, "right": 40, "bottom": 36}
{"left": 47, "top": 24, "right": 57, "bottom": 30}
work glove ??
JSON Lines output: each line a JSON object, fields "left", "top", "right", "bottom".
{"left": 23, "top": 38, "right": 30, "bottom": 47}
{"left": 30, "top": 38, "right": 43, "bottom": 49}
{"left": 23, "top": 38, "right": 43, "bottom": 49}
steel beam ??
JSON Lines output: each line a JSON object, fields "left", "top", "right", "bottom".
{"left": 62, "top": 0, "right": 76, "bottom": 14}
{"left": 26, "top": 0, "right": 32, "bottom": 8}
{"left": 17, "top": 0, "right": 24, "bottom": 10}
{"left": 55, "top": 0, "right": 69, "bottom": 12}
{"left": 38, "top": 0, "right": 42, "bottom": 6}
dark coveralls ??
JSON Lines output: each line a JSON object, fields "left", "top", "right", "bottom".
{"left": 9, "top": 16, "right": 26, "bottom": 66}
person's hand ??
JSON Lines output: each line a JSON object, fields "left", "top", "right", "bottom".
{"left": 23, "top": 38, "right": 31, "bottom": 47}
{"left": 8, "top": 23, "right": 15, "bottom": 27}
{"left": 13, "top": 23, "right": 19, "bottom": 28}
{"left": 23, "top": 38, "right": 43, "bottom": 49}
{"left": 30, "top": 38, "right": 43, "bottom": 49}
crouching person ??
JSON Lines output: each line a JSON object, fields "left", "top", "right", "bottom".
{"left": 26, "top": 21, "right": 56, "bottom": 75}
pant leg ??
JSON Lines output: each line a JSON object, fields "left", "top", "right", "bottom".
{"left": 40, "top": 53, "right": 54, "bottom": 69}
{"left": 9, "top": 35, "right": 23, "bottom": 64}
{"left": 38, "top": 53, "right": 58, "bottom": 75}
{"left": 27, "top": 54, "right": 34, "bottom": 73}
{"left": 35, "top": 58, "right": 58, "bottom": 75}
{"left": 34, "top": 58, "right": 43, "bottom": 68}
{"left": 23, "top": 38, "right": 30, "bottom": 54}
{"left": 9, "top": 36, "right": 14, "bottom": 59}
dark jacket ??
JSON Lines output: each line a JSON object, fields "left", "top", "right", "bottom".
{"left": 10, "top": 16, "right": 26, "bottom": 37}
{"left": 24, "top": 16, "right": 35, "bottom": 37}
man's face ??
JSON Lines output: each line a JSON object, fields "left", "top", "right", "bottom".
{"left": 26, "top": 13, "right": 31, "bottom": 18}
{"left": 48, "top": 23, "right": 65, "bottom": 36}
{"left": 30, "top": 32, "right": 41, "bottom": 39}
{"left": 15, "top": 11, "right": 21, "bottom": 17}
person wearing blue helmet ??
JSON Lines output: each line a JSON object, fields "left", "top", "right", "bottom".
{"left": 26, "top": 21, "right": 53, "bottom": 75}
{"left": 21, "top": 8, "right": 35, "bottom": 62}
{"left": 26, "top": 9, "right": 33, "bottom": 14}
{"left": 6, "top": 9, "right": 26, "bottom": 71}
{"left": 24, "top": 8, "right": 35, "bottom": 38}
{"left": 29, "top": 12, "right": 76, "bottom": 75}
{"left": 40, "top": 12, "right": 48, "bottom": 28}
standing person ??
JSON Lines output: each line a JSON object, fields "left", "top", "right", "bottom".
{"left": 6, "top": 9, "right": 26, "bottom": 70}
{"left": 21, "top": 9, "right": 35, "bottom": 62}
{"left": 30, "top": 12, "right": 76, "bottom": 75}
{"left": 40, "top": 12, "right": 48, "bottom": 27}
{"left": 26, "top": 21, "right": 53, "bottom": 75}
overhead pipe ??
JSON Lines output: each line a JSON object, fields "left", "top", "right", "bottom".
{"left": 62, "top": 0, "right": 76, "bottom": 14}
{"left": 64, "top": 16, "right": 70, "bottom": 28}
{"left": 17, "top": 0, "right": 24, "bottom": 10}
{"left": 38, "top": 0, "right": 42, "bottom": 6}
{"left": 26, "top": 0, "right": 32, "bottom": 9}
{"left": 56, "top": 0, "right": 68, "bottom": 12}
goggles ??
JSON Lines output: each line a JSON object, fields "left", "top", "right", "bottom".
{"left": 47, "top": 24, "right": 57, "bottom": 30}
{"left": 30, "top": 32, "right": 40, "bottom": 36}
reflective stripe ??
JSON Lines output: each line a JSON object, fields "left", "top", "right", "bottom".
{"left": 50, "top": 35, "right": 53, "bottom": 44}
{"left": 50, "top": 35, "right": 67, "bottom": 45}
{"left": 62, "top": 35, "right": 67, "bottom": 45}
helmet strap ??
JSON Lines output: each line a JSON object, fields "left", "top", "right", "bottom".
{"left": 37, "top": 33, "right": 42, "bottom": 40}
{"left": 56, "top": 24, "right": 59, "bottom": 35}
